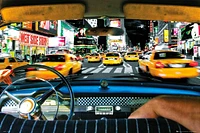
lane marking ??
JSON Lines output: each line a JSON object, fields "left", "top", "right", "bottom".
{"left": 114, "top": 68, "right": 123, "bottom": 73}
{"left": 98, "top": 64, "right": 104, "bottom": 68}
{"left": 123, "top": 64, "right": 126, "bottom": 68}
{"left": 90, "top": 68, "right": 104, "bottom": 73}
{"left": 102, "top": 68, "right": 113, "bottom": 73}
{"left": 82, "top": 67, "right": 87, "bottom": 70}
{"left": 135, "top": 67, "right": 139, "bottom": 73}
{"left": 124, "top": 67, "right": 133, "bottom": 73}
{"left": 126, "top": 63, "right": 131, "bottom": 67}
{"left": 82, "top": 67, "right": 95, "bottom": 73}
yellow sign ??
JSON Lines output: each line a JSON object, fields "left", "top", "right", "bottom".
{"left": 164, "top": 30, "right": 169, "bottom": 42}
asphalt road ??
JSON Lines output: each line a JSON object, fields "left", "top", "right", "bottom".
{"left": 10, "top": 59, "right": 200, "bottom": 85}
{"left": 80, "top": 59, "right": 200, "bottom": 85}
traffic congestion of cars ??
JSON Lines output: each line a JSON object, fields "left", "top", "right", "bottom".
{"left": 1, "top": 48, "right": 200, "bottom": 81}
{"left": 0, "top": 1, "right": 200, "bottom": 133}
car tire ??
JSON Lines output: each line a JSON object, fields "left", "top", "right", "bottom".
{"left": 6, "top": 66, "right": 12, "bottom": 69}
{"left": 138, "top": 66, "right": 143, "bottom": 74}
{"left": 180, "top": 78, "right": 188, "bottom": 83}
{"left": 69, "top": 69, "right": 73, "bottom": 75}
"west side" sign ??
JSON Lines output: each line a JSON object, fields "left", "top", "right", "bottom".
{"left": 20, "top": 31, "right": 48, "bottom": 47}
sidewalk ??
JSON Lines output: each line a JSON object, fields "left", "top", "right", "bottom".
{"left": 186, "top": 55, "right": 200, "bottom": 60}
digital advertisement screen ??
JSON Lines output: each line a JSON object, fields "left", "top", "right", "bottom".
{"left": 36, "top": 20, "right": 58, "bottom": 35}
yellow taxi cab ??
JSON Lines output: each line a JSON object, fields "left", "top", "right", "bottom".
{"left": 99, "top": 52, "right": 106, "bottom": 59}
{"left": 138, "top": 50, "right": 199, "bottom": 79}
{"left": 88, "top": 53, "right": 101, "bottom": 62}
{"left": 84, "top": 53, "right": 91, "bottom": 59}
{"left": 0, "top": 55, "right": 28, "bottom": 70}
{"left": 26, "top": 54, "right": 82, "bottom": 80}
{"left": 103, "top": 52, "right": 123, "bottom": 65}
{"left": 124, "top": 52, "right": 139, "bottom": 61}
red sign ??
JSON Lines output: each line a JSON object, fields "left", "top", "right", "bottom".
{"left": 58, "top": 37, "right": 65, "bottom": 46}
{"left": 150, "top": 21, "right": 153, "bottom": 33}
{"left": 20, "top": 31, "right": 48, "bottom": 47}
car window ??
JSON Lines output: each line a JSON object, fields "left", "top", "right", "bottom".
{"left": 9, "top": 58, "right": 16, "bottom": 63}
{"left": 0, "top": 58, "right": 5, "bottom": 63}
{"left": 90, "top": 53, "right": 99, "bottom": 56}
{"left": 154, "top": 52, "right": 184, "bottom": 59}
{"left": 127, "top": 52, "right": 137, "bottom": 55}
{"left": 15, "top": 58, "right": 23, "bottom": 62}
{"left": 41, "top": 55, "right": 65, "bottom": 62}
{"left": 106, "top": 53, "right": 119, "bottom": 57}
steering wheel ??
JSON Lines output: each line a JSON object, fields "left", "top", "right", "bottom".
{"left": 0, "top": 64, "right": 75, "bottom": 121}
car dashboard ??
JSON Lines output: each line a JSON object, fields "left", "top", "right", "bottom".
{"left": 1, "top": 80, "right": 200, "bottom": 120}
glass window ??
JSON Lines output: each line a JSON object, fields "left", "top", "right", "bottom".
{"left": 127, "top": 52, "right": 137, "bottom": 55}
{"left": 154, "top": 52, "right": 183, "bottom": 59}
{"left": 9, "top": 58, "right": 16, "bottom": 63}
{"left": 0, "top": 58, "right": 5, "bottom": 63}
{"left": 41, "top": 55, "right": 65, "bottom": 62}
{"left": 106, "top": 53, "right": 119, "bottom": 57}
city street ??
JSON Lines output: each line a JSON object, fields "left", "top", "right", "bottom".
{"left": 10, "top": 58, "right": 200, "bottom": 85}
{"left": 80, "top": 59, "right": 200, "bottom": 85}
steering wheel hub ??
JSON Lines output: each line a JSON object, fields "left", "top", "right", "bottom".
{"left": 19, "top": 98, "right": 36, "bottom": 114}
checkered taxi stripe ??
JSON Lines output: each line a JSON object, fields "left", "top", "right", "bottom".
{"left": 0, "top": 113, "right": 190, "bottom": 133}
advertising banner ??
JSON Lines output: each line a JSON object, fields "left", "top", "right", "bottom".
{"left": 194, "top": 46, "right": 198, "bottom": 57}
{"left": 19, "top": 31, "right": 48, "bottom": 47}
{"left": 22, "top": 22, "right": 33, "bottom": 30}
{"left": 48, "top": 37, "right": 66, "bottom": 47}
{"left": 164, "top": 30, "right": 169, "bottom": 43}
{"left": 109, "top": 19, "right": 121, "bottom": 27}
{"left": 36, "top": 20, "right": 58, "bottom": 35}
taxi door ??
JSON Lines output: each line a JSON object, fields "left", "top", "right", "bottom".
{"left": 71, "top": 55, "right": 82, "bottom": 74}
{"left": 139, "top": 52, "right": 152, "bottom": 72}
{"left": 8, "top": 57, "right": 18, "bottom": 69}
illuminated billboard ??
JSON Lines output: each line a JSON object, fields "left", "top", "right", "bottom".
{"left": 22, "top": 22, "right": 33, "bottom": 30}
{"left": 36, "top": 20, "right": 58, "bottom": 35}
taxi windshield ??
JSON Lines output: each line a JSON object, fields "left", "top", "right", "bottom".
{"left": 127, "top": 52, "right": 137, "bottom": 55}
{"left": 0, "top": 20, "right": 199, "bottom": 86}
{"left": 42, "top": 55, "right": 65, "bottom": 62}
{"left": 154, "top": 52, "right": 184, "bottom": 59}
{"left": 106, "top": 53, "right": 119, "bottom": 57}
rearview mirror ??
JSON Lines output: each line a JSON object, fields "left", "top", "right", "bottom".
{"left": 85, "top": 27, "right": 124, "bottom": 36}
{"left": 1, "top": 4, "right": 85, "bottom": 22}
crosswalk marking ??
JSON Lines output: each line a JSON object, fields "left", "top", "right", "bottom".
{"left": 82, "top": 67, "right": 95, "bottom": 73}
{"left": 123, "top": 64, "right": 126, "bottom": 68}
{"left": 114, "top": 68, "right": 123, "bottom": 73}
{"left": 124, "top": 67, "right": 133, "bottom": 73}
{"left": 98, "top": 64, "right": 104, "bottom": 68}
{"left": 102, "top": 68, "right": 113, "bottom": 73}
{"left": 135, "top": 67, "right": 139, "bottom": 73}
{"left": 90, "top": 68, "right": 104, "bottom": 73}
{"left": 82, "top": 67, "right": 137, "bottom": 74}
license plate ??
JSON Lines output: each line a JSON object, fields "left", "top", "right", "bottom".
{"left": 169, "top": 64, "right": 185, "bottom": 68}
{"left": 108, "top": 58, "right": 114, "bottom": 60}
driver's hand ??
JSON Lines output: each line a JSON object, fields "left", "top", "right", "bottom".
{"left": 0, "top": 69, "right": 13, "bottom": 85}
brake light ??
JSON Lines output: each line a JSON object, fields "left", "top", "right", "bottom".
{"left": 155, "top": 62, "right": 165, "bottom": 68}
{"left": 189, "top": 61, "right": 198, "bottom": 67}
{"left": 27, "top": 68, "right": 37, "bottom": 71}
{"left": 54, "top": 64, "right": 64, "bottom": 71}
